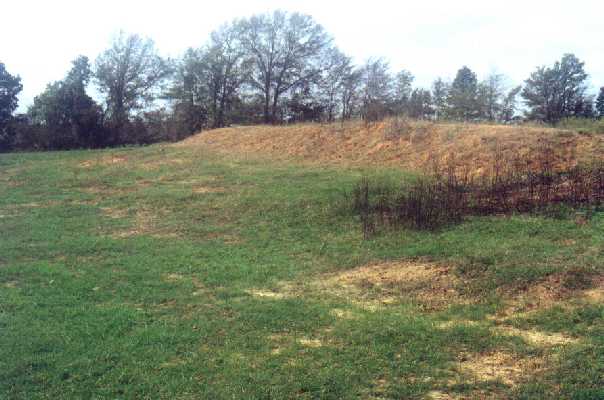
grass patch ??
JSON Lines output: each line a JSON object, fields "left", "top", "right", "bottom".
{"left": 1, "top": 142, "right": 602, "bottom": 399}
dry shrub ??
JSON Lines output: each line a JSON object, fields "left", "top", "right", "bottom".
{"left": 384, "top": 116, "right": 412, "bottom": 141}
{"left": 352, "top": 144, "right": 604, "bottom": 233}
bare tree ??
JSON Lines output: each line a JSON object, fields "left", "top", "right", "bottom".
{"left": 95, "top": 32, "right": 172, "bottom": 141}
{"left": 500, "top": 86, "right": 522, "bottom": 122}
{"left": 341, "top": 68, "right": 363, "bottom": 120}
{"left": 477, "top": 72, "right": 506, "bottom": 121}
{"left": 317, "top": 47, "right": 353, "bottom": 122}
{"left": 431, "top": 78, "right": 449, "bottom": 120}
{"left": 203, "top": 23, "right": 250, "bottom": 128}
{"left": 361, "top": 58, "right": 394, "bottom": 122}
{"left": 239, "top": 11, "right": 331, "bottom": 123}
{"left": 393, "top": 70, "right": 414, "bottom": 115}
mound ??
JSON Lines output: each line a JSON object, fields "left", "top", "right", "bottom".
{"left": 176, "top": 119, "right": 604, "bottom": 172}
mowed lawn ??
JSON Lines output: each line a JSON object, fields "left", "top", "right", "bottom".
{"left": 1, "top": 143, "right": 603, "bottom": 399}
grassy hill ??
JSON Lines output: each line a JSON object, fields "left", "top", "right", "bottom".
{"left": 1, "top": 121, "right": 603, "bottom": 399}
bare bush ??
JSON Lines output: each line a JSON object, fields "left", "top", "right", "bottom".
{"left": 351, "top": 146, "right": 604, "bottom": 234}
{"left": 384, "top": 116, "right": 412, "bottom": 140}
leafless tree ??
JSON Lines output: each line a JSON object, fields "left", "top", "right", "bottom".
{"left": 239, "top": 10, "right": 332, "bottom": 123}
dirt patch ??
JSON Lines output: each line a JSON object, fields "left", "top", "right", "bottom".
{"left": 192, "top": 186, "right": 226, "bottom": 194}
{"left": 425, "top": 391, "right": 464, "bottom": 400}
{"left": 140, "top": 157, "right": 187, "bottom": 171}
{"left": 100, "top": 207, "right": 129, "bottom": 219}
{"left": 494, "top": 273, "right": 603, "bottom": 320}
{"left": 246, "top": 289, "right": 289, "bottom": 299}
{"left": 298, "top": 337, "right": 323, "bottom": 348}
{"left": 496, "top": 326, "right": 577, "bottom": 347}
{"left": 330, "top": 308, "right": 357, "bottom": 319}
{"left": 583, "top": 274, "right": 604, "bottom": 303}
{"left": 80, "top": 155, "right": 127, "bottom": 168}
{"left": 455, "top": 351, "right": 546, "bottom": 386}
{"left": 243, "top": 260, "right": 464, "bottom": 311}
{"left": 109, "top": 207, "right": 178, "bottom": 239}
{"left": 322, "top": 261, "right": 465, "bottom": 311}
{"left": 163, "top": 273, "right": 184, "bottom": 282}
{"left": 160, "top": 357, "right": 186, "bottom": 368}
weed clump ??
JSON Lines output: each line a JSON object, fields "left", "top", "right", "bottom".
{"left": 352, "top": 146, "right": 604, "bottom": 234}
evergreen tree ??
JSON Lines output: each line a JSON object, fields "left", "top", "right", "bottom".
{"left": 596, "top": 87, "right": 604, "bottom": 118}
{"left": 447, "top": 66, "right": 478, "bottom": 120}
{"left": 29, "top": 56, "right": 104, "bottom": 149}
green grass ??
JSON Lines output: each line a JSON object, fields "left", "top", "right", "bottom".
{"left": 1, "top": 144, "right": 603, "bottom": 399}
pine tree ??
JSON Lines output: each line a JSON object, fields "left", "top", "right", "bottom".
{"left": 596, "top": 87, "right": 604, "bottom": 118}
{"left": 447, "top": 66, "right": 478, "bottom": 120}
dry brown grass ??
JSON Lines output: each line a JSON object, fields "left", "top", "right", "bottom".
{"left": 108, "top": 207, "right": 178, "bottom": 239}
{"left": 79, "top": 155, "right": 128, "bottom": 168}
{"left": 454, "top": 350, "right": 547, "bottom": 386}
{"left": 321, "top": 261, "right": 465, "bottom": 311}
{"left": 176, "top": 120, "right": 604, "bottom": 172}
{"left": 244, "top": 260, "right": 467, "bottom": 312}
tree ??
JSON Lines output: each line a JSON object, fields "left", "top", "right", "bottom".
{"left": 239, "top": 11, "right": 331, "bottom": 123}
{"left": 407, "top": 88, "right": 433, "bottom": 119}
{"left": 0, "top": 62, "right": 23, "bottom": 151}
{"left": 202, "top": 24, "right": 250, "bottom": 128}
{"left": 431, "top": 78, "right": 449, "bottom": 120}
{"left": 521, "top": 54, "right": 588, "bottom": 122}
{"left": 596, "top": 87, "right": 604, "bottom": 118}
{"left": 477, "top": 72, "right": 505, "bottom": 121}
{"left": 574, "top": 95, "right": 595, "bottom": 119}
{"left": 29, "top": 56, "right": 104, "bottom": 149}
{"left": 340, "top": 68, "right": 363, "bottom": 120}
{"left": 316, "top": 47, "right": 352, "bottom": 122}
{"left": 393, "top": 70, "right": 414, "bottom": 114}
{"left": 95, "top": 32, "right": 172, "bottom": 142}
{"left": 448, "top": 66, "right": 478, "bottom": 120}
{"left": 361, "top": 58, "right": 394, "bottom": 121}
{"left": 167, "top": 48, "right": 209, "bottom": 135}
{"left": 500, "top": 86, "right": 522, "bottom": 123}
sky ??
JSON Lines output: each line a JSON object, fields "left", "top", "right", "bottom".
{"left": 3, "top": 0, "right": 604, "bottom": 111}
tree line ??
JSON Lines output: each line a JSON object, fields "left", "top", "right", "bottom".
{"left": 1, "top": 10, "right": 604, "bottom": 152}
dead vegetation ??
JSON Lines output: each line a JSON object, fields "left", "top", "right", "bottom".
{"left": 320, "top": 261, "right": 465, "bottom": 311}
{"left": 104, "top": 206, "right": 179, "bottom": 239}
{"left": 176, "top": 120, "right": 604, "bottom": 172}
{"left": 454, "top": 350, "right": 547, "bottom": 387}
{"left": 79, "top": 155, "right": 128, "bottom": 168}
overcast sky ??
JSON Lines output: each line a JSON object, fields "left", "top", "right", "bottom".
{"left": 3, "top": 0, "right": 603, "bottom": 111}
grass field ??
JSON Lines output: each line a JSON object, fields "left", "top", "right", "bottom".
{"left": 1, "top": 124, "right": 603, "bottom": 399}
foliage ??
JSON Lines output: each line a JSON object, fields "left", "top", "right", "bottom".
{"left": 239, "top": 11, "right": 332, "bottom": 123}
{"left": 556, "top": 117, "right": 604, "bottom": 135}
{"left": 0, "top": 62, "right": 23, "bottom": 151}
{"left": 596, "top": 87, "right": 604, "bottom": 118}
{"left": 431, "top": 78, "right": 449, "bottom": 120}
{"left": 447, "top": 66, "right": 479, "bottom": 120}
{"left": 521, "top": 54, "right": 589, "bottom": 123}
{"left": 95, "top": 32, "right": 172, "bottom": 142}
{"left": 27, "top": 56, "right": 105, "bottom": 149}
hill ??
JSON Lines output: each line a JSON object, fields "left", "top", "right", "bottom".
{"left": 179, "top": 119, "right": 604, "bottom": 173}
